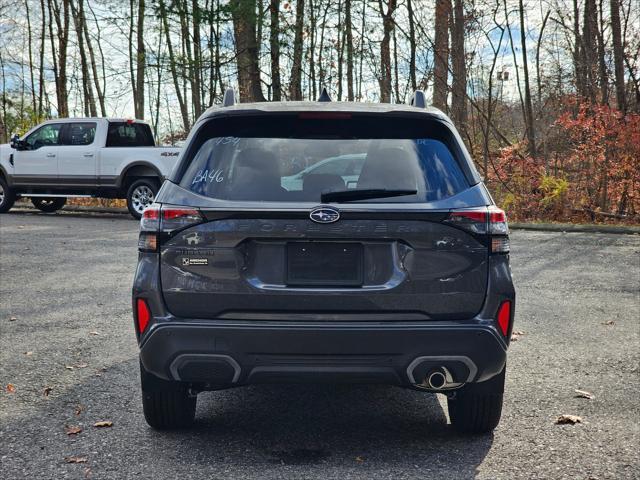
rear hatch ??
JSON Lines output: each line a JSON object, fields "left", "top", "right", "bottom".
{"left": 153, "top": 113, "right": 494, "bottom": 321}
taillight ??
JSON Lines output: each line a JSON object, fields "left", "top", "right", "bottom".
{"left": 445, "top": 206, "right": 509, "bottom": 253}
{"left": 496, "top": 301, "right": 512, "bottom": 336}
{"left": 136, "top": 298, "right": 151, "bottom": 334}
{"left": 138, "top": 204, "right": 203, "bottom": 252}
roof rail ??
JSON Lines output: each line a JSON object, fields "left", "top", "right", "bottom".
{"left": 222, "top": 88, "right": 236, "bottom": 107}
{"left": 410, "top": 90, "right": 427, "bottom": 108}
{"left": 317, "top": 87, "right": 332, "bottom": 102}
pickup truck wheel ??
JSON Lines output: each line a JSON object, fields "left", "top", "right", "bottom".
{"left": 140, "top": 365, "right": 196, "bottom": 429}
{"left": 447, "top": 367, "right": 505, "bottom": 434}
{"left": 31, "top": 197, "right": 67, "bottom": 213}
{"left": 127, "top": 179, "right": 159, "bottom": 219}
{"left": 0, "top": 177, "right": 16, "bottom": 213}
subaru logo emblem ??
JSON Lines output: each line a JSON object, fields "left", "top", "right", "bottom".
{"left": 310, "top": 206, "right": 340, "bottom": 224}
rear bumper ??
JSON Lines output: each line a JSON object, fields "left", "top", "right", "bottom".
{"left": 139, "top": 321, "right": 508, "bottom": 389}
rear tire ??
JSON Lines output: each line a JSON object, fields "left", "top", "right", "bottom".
{"left": 0, "top": 177, "right": 16, "bottom": 213}
{"left": 31, "top": 197, "right": 66, "bottom": 213}
{"left": 140, "top": 364, "right": 196, "bottom": 429}
{"left": 127, "top": 178, "right": 159, "bottom": 219}
{"left": 447, "top": 367, "right": 505, "bottom": 434}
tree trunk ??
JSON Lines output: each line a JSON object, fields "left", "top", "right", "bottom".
{"left": 344, "top": 0, "right": 354, "bottom": 100}
{"left": 231, "top": 0, "right": 266, "bottom": 102}
{"left": 25, "top": 0, "right": 37, "bottom": 115}
{"left": 136, "top": 0, "right": 145, "bottom": 118}
{"left": 159, "top": 0, "right": 190, "bottom": 131}
{"left": 81, "top": 3, "right": 106, "bottom": 116}
{"left": 269, "top": 0, "right": 282, "bottom": 100}
{"left": 289, "top": 0, "right": 305, "bottom": 100}
{"left": 49, "top": 0, "right": 70, "bottom": 117}
{"left": 192, "top": 0, "right": 203, "bottom": 114}
{"left": 38, "top": 0, "right": 46, "bottom": 116}
{"left": 71, "top": 0, "right": 97, "bottom": 117}
{"left": 378, "top": 0, "right": 397, "bottom": 103}
{"left": 518, "top": 0, "right": 535, "bottom": 156}
{"left": 407, "top": 0, "right": 416, "bottom": 92}
{"left": 610, "top": 0, "right": 626, "bottom": 113}
{"left": 433, "top": 0, "right": 450, "bottom": 110}
{"left": 582, "top": 0, "right": 599, "bottom": 103}
{"left": 450, "top": 0, "right": 466, "bottom": 130}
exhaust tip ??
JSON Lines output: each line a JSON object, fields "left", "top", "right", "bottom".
{"left": 426, "top": 370, "right": 447, "bottom": 390}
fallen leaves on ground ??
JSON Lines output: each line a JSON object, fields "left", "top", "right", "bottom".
{"left": 93, "top": 421, "right": 113, "bottom": 428}
{"left": 64, "top": 456, "right": 87, "bottom": 464}
{"left": 574, "top": 389, "right": 594, "bottom": 399}
{"left": 43, "top": 386, "right": 53, "bottom": 396}
{"left": 6, "top": 384, "right": 16, "bottom": 393}
{"left": 65, "top": 425, "right": 82, "bottom": 436}
{"left": 555, "top": 414, "right": 582, "bottom": 425}
{"left": 74, "top": 405, "right": 85, "bottom": 416}
{"left": 75, "top": 363, "right": 88, "bottom": 369}
{"left": 511, "top": 330, "right": 526, "bottom": 341}
{"left": 602, "top": 320, "right": 615, "bottom": 326}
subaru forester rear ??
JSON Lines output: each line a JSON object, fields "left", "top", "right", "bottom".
{"left": 132, "top": 90, "right": 515, "bottom": 433}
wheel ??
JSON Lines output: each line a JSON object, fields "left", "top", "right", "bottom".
{"left": 0, "top": 176, "right": 16, "bottom": 213}
{"left": 447, "top": 366, "right": 505, "bottom": 434}
{"left": 31, "top": 197, "right": 66, "bottom": 213}
{"left": 140, "top": 363, "right": 196, "bottom": 429}
{"left": 127, "top": 178, "right": 159, "bottom": 219}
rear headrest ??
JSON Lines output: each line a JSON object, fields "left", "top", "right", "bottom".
{"left": 358, "top": 147, "right": 420, "bottom": 190}
{"left": 235, "top": 147, "right": 281, "bottom": 176}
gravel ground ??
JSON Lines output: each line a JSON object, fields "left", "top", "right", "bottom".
{"left": 1, "top": 210, "right": 639, "bottom": 480}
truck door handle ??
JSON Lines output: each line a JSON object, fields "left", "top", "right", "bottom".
{"left": 46, "top": 153, "right": 56, "bottom": 158}
{"left": 83, "top": 153, "right": 94, "bottom": 157}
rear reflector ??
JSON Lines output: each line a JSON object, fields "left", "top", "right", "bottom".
{"left": 138, "top": 232, "right": 158, "bottom": 252}
{"left": 497, "top": 301, "right": 511, "bottom": 336}
{"left": 491, "top": 236, "right": 510, "bottom": 253}
{"left": 136, "top": 299, "right": 151, "bottom": 334}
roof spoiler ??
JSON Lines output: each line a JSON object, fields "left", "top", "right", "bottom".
{"left": 409, "top": 90, "right": 427, "bottom": 108}
{"left": 222, "top": 88, "right": 236, "bottom": 107}
{"left": 317, "top": 87, "right": 332, "bottom": 102}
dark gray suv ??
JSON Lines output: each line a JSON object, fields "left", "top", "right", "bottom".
{"left": 132, "top": 90, "right": 515, "bottom": 433}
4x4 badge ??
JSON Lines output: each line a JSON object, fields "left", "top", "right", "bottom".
{"left": 310, "top": 206, "right": 340, "bottom": 224}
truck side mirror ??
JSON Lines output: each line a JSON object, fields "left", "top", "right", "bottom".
{"left": 10, "top": 134, "right": 25, "bottom": 151}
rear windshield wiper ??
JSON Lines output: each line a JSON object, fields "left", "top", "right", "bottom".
{"left": 320, "top": 189, "right": 418, "bottom": 203}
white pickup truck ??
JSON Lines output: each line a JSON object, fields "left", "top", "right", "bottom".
{"left": 0, "top": 118, "right": 181, "bottom": 218}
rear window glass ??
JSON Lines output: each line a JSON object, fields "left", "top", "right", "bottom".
{"left": 106, "top": 122, "right": 154, "bottom": 147}
{"left": 64, "top": 122, "right": 96, "bottom": 145}
{"left": 178, "top": 116, "right": 469, "bottom": 203}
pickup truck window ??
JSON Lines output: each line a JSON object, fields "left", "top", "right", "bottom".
{"left": 63, "top": 122, "right": 96, "bottom": 146}
{"left": 106, "top": 122, "right": 155, "bottom": 147}
{"left": 25, "top": 124, "right": 63, "bottom": 150}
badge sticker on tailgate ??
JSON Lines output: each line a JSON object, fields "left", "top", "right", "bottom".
{"left": 182, "top": 257, "right": 208, "bottom": 266}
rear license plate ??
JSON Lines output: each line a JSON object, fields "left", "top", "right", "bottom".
{"left": 286, "top": 242, "right": 363, "bottom": 287}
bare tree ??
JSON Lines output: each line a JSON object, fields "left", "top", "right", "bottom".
{"left": 230, "top": 0, "right": 265, "bottom": 102}
{"left": 378, "top": 0, "right": 397, "bottom": 103}
{"left": 290, "top": 0, "right": 305, "bottom": 100}
{"left": 269, "top": 0, "right": 282, "bottom": 100}
{"left": 610, "top": 0, "right": 627, "bottom": 113}
{"left": 450, "top": 0, "right": 466, "bottom": 130}
{"left": 433, "top": 0, "right": 450, "bottom": 110}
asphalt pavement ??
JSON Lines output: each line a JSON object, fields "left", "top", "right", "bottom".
{"left": 1, "top": 209, "right": 639, "bottom": 479}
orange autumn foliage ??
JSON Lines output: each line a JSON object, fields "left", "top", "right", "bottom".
{"left": 488, "top": 99, "right": 640, "bottom": 223}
